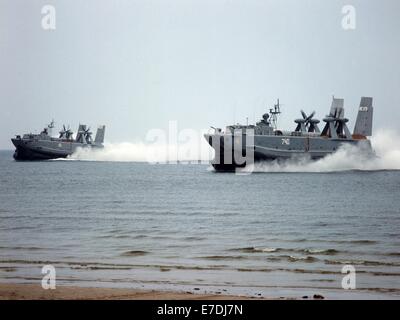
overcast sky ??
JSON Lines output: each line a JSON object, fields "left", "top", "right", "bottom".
{"left": 0, "top": 0, "right": 399, "bottom": 149}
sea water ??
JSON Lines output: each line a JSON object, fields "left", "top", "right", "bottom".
{"left": 0, "top": 150, "right": 399, "bottom": 299}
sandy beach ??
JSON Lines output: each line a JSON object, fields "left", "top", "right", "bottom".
{"left": 0, "top": 283, "right": 269, "bottom": 300}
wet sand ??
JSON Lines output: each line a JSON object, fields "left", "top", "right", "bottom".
{"left": 0, "top": 283, "right": 270, "bottom": 300}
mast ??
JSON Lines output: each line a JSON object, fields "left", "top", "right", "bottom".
{"left": 269, "top": 99, "right": 281, "bottom": 130}
{"left": 47, "top": 119, "right": 55, "bottom": 136}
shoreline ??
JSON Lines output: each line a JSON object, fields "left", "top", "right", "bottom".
{"left": 0, "top": 283, "right": 273, "bottom": 300}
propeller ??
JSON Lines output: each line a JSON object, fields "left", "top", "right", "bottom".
{"left": 305, "top": 111, "right": 315, "bottom": 121}
{"left": 60, "top": 124, "right": 73, "bottom": 140}
{"left": 59, "top": 125, "right": 66, "bottom": 138}
{"left": 304, "top": 111, "right": 320, "bottom": 132}
{"left": 295, "top": 110, "right": 320, "bottom": 132}
{"left": 65, "top": 126, "right": 73, "bottom": 139}
{"left": 83, "top": 127, "right": 92, "bottom": 143}
{"left": 59, "top": 125, "right": 74, "bottom": 139}
{"left": 329, "top": 106, "right": 344, "bottom": 119}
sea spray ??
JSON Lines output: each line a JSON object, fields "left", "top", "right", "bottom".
{"left": 69, "top": 140, "right": 213, "bottom": 163}
{"left": 67, "top": 129, "right": 400, "bottom": 171}
{"left": 250, "top": 129, "right": 400, "bottom": 172}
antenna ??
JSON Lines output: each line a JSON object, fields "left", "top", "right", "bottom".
{"left": 48, "top": 119, "right": 55, "bottom": 129}
{"left": 47, "top": 119, "right": 55, "bottom": 136}
{"left": 269, "top": 99, "right": 282, "bottom": 129}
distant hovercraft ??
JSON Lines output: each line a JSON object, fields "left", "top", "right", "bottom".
{"left": 11, "top": 121, "right": 105, "bottom": 161}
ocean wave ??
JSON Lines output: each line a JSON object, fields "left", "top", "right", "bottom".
{"left": 266, "top": 255, "right": 319, "bottom": 263}
{"left": 0, "top": 246, "right": 44, "bottom": 251}
{"left": 387, "top": 252, "right": 400, "bottom": 256}
{"left": 2, "top": 259, "right": 400, "bottom": 280}
{"left": 287, "top": 255, "right": 319, "bottom": 263}
{"left": 71, "top": 265, "right": 133, "bottom": 270}
{"left": 339, "top": 240, "right": 378, "bottom": 245}
{"left": 237, "top": 268, "right": 273, "bottom": 272}
{"left": 236, "top": 267, "right": 400, "bottom": 277}
{"left": 303, "top": 249, "right": 339, "bottom": 255}
{"left": 261, "top": 238, "right": 379, "bottom": 245}
{"left": 183, "top": 236, "right": 206, "bottom": 241}
{"left": 0, "top": 259, "right": 227, "bottom": 271}
{"left": 200, "top": 255, "right": 247, "bottom": 261}
{"left": 325, "top": 259, "right": 400, "bottom": 267}
{"left": 228, "top": 247, "right": 280, "bottom": 253}
{"left": 254, "top": 247, "right": 279, "bottom": 253}
{"left": 0, "top": 267, "right": 17, "bottom": 272}
{"left": 228, "top": 247, "right": 339, "bottom": 255}
{"left": 120, "top": 250, "right": 149, "bottom": 257}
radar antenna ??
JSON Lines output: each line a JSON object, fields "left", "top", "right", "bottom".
{"left": 269, "top": 99, "right": 281, "bottom": 130}
{"left": 47, "top": 119, "right": 55, "bottom": 136}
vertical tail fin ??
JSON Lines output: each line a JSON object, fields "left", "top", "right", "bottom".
{"left": 353, "top": 97, "right": 373, "bottom": 136}
{"left": 94, "top": 125, "right": 106, "bottom": 144}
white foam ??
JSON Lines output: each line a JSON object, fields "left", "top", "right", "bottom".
{"left": 66, "top": 129, "right": 400, "bottom": 171}
{"left": 251, "top": 129, "right": 400, "bottom": 173}
{"left": 69, "top": 140, "right": 212, "bottom": 163}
